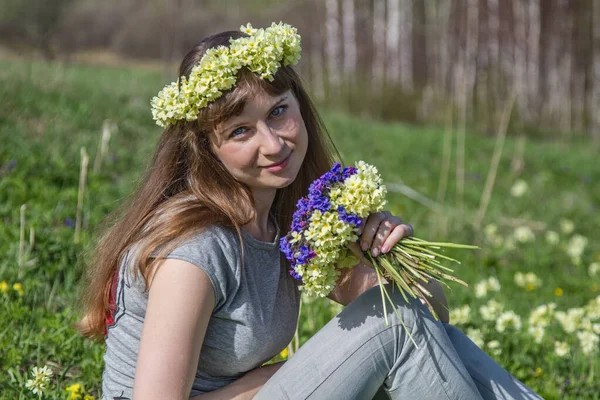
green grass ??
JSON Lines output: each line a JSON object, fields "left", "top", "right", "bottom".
{"left": 1, "top": 58, "right": 599, "bottom": 399}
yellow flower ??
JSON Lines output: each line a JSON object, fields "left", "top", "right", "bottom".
{"left": 554, "top": 287, "right": 564, "bottom": 296}
{"left": 66, "top": 383, "right": 83, "bottom": 399}
{"left": 279, "top": 347, "right": 289, "bottom": 359}
{"left": 83, "top": 395, "right": 95, "bottom": 400}
{"left": 13, "top": 283, "right": 24, "bottom": 296}
{"left": 0, "top": 280, "right": 8, "bottom": 293}
{"left": 525, "top": 283, "right": 535, "bottom": 292}
{"left": 532, "top": 367, "right": 542, "bottom": 378}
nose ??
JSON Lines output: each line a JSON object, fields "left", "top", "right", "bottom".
{"left": 257, "top": 120, "right": 285, "bottom": 155}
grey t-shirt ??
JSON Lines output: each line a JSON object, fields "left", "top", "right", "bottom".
{"left": 102, "top": 221, "right": 301, "bottom": 399}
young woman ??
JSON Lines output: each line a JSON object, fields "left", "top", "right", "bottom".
{"left": 77, "top": 23, "right": 541, "bottom": 400}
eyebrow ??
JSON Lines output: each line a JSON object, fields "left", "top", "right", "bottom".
{"left": 220, "top": 95, "right": 289, "bottom": 135}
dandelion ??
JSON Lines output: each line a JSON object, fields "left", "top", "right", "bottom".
{"left": 66, "top": 383, "right": 83, "bottom": 400}
{"left": 554, "top": 341, "right": 569, "bottom": 357}
{"left": 496, "top": 311, "right": 522, "bottom": 332}
{"left": 560, "top": 219, "right": 575, "bottom": 235}
{"left": 554, "top": 287, "right": 564, "bottom": 297}
{"left": 545, "top": 231, "right": 559, "bottom": 245}
{"left": 466, "top": 328, "right": 484, "bottom": 348}
{"left": 481, "top": 300, "right": 505, "bottom": 321}
{"left": 451, "top": 305, "right": 471, "bottom": 325}
{"left": 486, "top": 340, "right": 502, "bottom": 356}
{"left": 576, "top": 330, "right": 599, "bottom": 355}
{"left": 510, "top": 180, "right": 529, "bottom": 197}
{"left": 513, "top": 226, "right": 535, "bottom": 243}
{"left": 589, "top": 262, "right": 599, "bottom": 277}
{"left": 13, "top": 282, "right": 24, "bottom": 296}
{"left": 0, "top": 280, "right": 8, "bottom": 293}
{"left": 25, "top": 366, "right": 53, "bottom": 396}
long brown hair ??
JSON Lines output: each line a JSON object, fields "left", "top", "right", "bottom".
{"left": 77, "top": 30, "right": 341, "bottom": 339}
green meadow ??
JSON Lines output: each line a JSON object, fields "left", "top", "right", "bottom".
{"left": 1, "top": 58, "right": 599, "bottom": 399}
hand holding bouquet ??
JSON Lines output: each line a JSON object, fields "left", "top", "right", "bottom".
{"left": 280, "top": 161, "right": 477, "bottom": 334}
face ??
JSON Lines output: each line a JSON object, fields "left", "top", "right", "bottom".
{"left": 210, "top": 88, "right": 309, "bottom": 194}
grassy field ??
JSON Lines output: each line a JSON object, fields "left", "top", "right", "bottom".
{"left": 1, "top": 58, "right": 599, "bottom": 399}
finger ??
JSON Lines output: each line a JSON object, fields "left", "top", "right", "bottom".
{"left": 371, "top": 217, "right": 402, "bottom": 257}
{"left": 360, "top": 212, "right": 387, "bottom": 251}
{"left": 381, "top": 224, "right": 414, "bottom": 254}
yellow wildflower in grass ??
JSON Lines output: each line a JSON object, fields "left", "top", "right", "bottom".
{"left": 0, "top": 280, "right": 8, "bottom": 293}
{"left": 83, "top": 395, "right": 95, "bottom": 400}
{"left": 532, "top": 367, "right": 543, "bottom": 378}
{"left": 13, "top": 282, "right": 24, "bottom": 296}
{"left": 554, "top": 287, "right": 564, "bottom": 297}
{"left": 66, "top": 383, "right": 83, "bottom": 400}
{"left": 25, "top": 366, "right": 53, "bottom": 396}
{"left": 279, "top": 348, "right": 289, "bottom": 359}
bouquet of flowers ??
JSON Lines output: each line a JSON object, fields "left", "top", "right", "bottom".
{"left": 280, "top": 161, "right": 477, "bottom": 330}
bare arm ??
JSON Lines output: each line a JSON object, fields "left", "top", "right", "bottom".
{"left": 133, "top": 258, "right": 284, "bottom": 400}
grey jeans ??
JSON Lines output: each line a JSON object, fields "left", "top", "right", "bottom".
{"left": 254, "top": 284, "right": 542, "bottom": 400}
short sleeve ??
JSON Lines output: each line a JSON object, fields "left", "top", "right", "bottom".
{"left": 164, "top": 226, "right": 241, "bottom": 311}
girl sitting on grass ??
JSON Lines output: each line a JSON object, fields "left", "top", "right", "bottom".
{"left": 77, "top": 23, "right": 541, "bottom": 400}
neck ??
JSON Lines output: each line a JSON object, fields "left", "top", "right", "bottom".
{"left": 243, "top": 187, "right": 277, "bottom": 241}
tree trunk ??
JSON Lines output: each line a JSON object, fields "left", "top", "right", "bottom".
{"left": 326, "top": 0, "right": 341, "bottom": 87}
{"left": 342, "top": 0, "right": 357, "bottom": 79}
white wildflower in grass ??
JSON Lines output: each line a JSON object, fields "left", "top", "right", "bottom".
{"left": 503, "top": 237, "right": 516, "bottom": 251}
{"left": 528, "top": 303, "right": 556, "bottom": 328}
{"left": 554, "top": 341, "right": 569, "bottom": 357}
{"left": 566, "top": 234, "right": 588, "bottom": 265}
{"left": 484, "top": 223, "right": 498, "bottom": 239}
{"left": 513, "top": 226, "right": 535, "bottom": 243}
{"left": 480, "top": 299, "right": 505, "bottom": 321}
{"left": 576, "top": 330, "right": 599, "bottom": 355}
{"left": 589, "top": 262, "right": 600, "bottom": 277}
{"left": 545, "top": 230, "right": 560, "bottom": 246}
{"left": 25, "top": 366, "right": 53, "bottom": 396}
{"left": 510, "top": 179, "right": 529, "bottom": 197}
{"left": 559, "top": 219, "right": 575, "bottom": 235}
{"left": 555, "top": 308, "right": 586, "bottom": 333}
{"left": 496, "top": 311, "right": 522, "bottom": 333}
{"left": 586, "top": 296, "right": 600, "bottom": 320}
{"left": 528, "top": 325, "right": 545, "bottom": 343}
{"left": 514, "top": 272, "right": 542, "bottom": 291}
{"left": 451, "top": 305, "right": 471, "bottom": 325}
{"left": 486, "top": 340, "right": 502, "bottom": 356}
{"left": 466, "top": 328, "right": 485, "bottom": 348}
{"left": 474, "top": 277, "right": 501, "bottom": 298}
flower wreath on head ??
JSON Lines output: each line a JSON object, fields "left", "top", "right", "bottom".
{"left": 151, "top": 22, "right": 302, "bottom": 128}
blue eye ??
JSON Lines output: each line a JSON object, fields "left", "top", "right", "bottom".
{"left": 230, "top": 127, "right": 246, "bottom": 137}
{"left": 271, "top": 105, "right": 288, "bottom": 117}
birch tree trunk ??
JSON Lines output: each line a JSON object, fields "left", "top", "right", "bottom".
{"left": 512, "top": 0, "right": 528, "bottom": 117}
{"left": 399, "top": 0, "right": 413, "bottom": 91}
{"left": 372, "top": 0, "right": 386, "bottom": 86}
{"left": 558, "top": 0, "right": 573, "bottom": 133}
{"left": 591, "top": 0, "right": 600, "bottom": 145}
{"left": 386, "top": 0, "right": 400, "bottom": 83}
{"left": 342, "top": 0, "right": 357, "bottom": 79}
{"left": 326, "top": 0, "right": 341, "bottom": 87}
{"left": 487, "top": 0, "right": 500, "bottom": 114}
{"left": 527, "top": 0, "right": 540, "bottom": 121}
